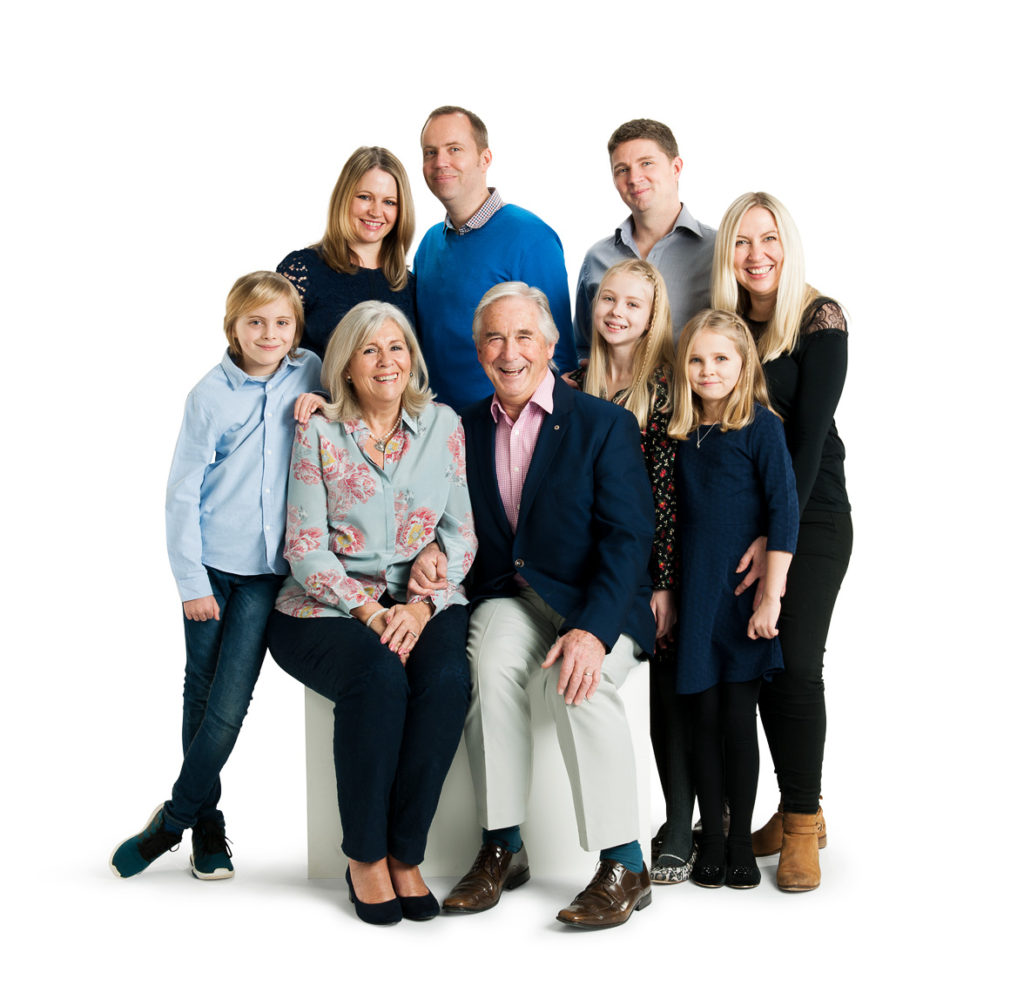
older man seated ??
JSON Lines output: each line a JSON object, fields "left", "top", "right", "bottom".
{"left": 413, "top": 281, "right": 655, "bottom": 929}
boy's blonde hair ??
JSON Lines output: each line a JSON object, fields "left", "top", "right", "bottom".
{"left": 223, "top": 271, "right": 304, "bottom": 360}
{"left": 583, "top": 259, "right": 674, "bottom": 431}
{"left": 668, "top": 308, "right": 775, "bottom": 440}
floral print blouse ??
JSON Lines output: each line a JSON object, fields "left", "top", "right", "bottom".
{"left": 567, "top": 367, "right": 678, "bottom": 591}
{"left": 275, "top": 403, "right": 477, "bottom": 619}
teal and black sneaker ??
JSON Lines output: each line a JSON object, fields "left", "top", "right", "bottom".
{"left": 190, "top": 818, "right": 234, "bottom": 880}
{"left": 109, "top": 805, "right": 182, "bottom": 878}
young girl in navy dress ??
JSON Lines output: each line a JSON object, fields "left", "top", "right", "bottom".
{"left": 565, "top": 260, "right": 696, "bottom": 882}
{"left": 110, "top": 272, "right": 322, "bottom": 880}
{"left": 667, "top": 309, "right": 799, "bottom": 889}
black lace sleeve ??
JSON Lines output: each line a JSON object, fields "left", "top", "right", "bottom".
{"left": 789, "top": 300, "right": 848, "bottom": 513}
{"left": 276, "top": 250, "right": 311, "bottom": 302}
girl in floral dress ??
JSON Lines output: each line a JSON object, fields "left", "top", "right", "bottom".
{"left": 565, "top": 259, "right": 692, "bottom": 882}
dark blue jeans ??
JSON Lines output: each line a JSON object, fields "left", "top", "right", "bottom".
{"left": 163, "top": 568, "right": 282, "bottom": 833}
{"left": 267, "top": 603, "right": 470, "bottom": 865}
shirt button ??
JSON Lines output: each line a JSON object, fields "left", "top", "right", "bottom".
{"left": 512, "top": 466, "right": 519, "bottom": 473}
{"left": 514, "top": 558, "right": 524, "bottom": 569}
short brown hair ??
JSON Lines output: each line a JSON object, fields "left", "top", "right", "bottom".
{"left": 421, "top": 105, "right": 489, "bottom": 153}
{"left": 607, "top": 119, "right": 679, "bottom": 159}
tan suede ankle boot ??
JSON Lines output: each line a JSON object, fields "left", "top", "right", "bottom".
{"left": 777, "top": 811, "right": 823, "bottom": 892}
{"left": 754, "top": 803, "right": 827, "bottom": 857}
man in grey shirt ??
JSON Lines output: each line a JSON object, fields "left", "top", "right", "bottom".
{"left": 574, "top": 119, "right": 716, "bottom": 357}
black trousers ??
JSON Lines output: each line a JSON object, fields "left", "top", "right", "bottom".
{"left": 267, "top": 604, "right": 470, "bottom": 864}
{"left": 758, "top": 510, "right": 853, "bottom": 813}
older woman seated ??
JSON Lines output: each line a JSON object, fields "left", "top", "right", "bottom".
{"left": 267, "top": 301, "right": 476, "bottom": 925}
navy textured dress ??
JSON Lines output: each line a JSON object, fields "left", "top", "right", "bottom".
{"left": 675, "top": 404, "right": 799, "bottom": 695}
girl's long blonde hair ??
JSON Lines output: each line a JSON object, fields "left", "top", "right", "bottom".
{"left": 583, "top": 259, "right": 674, "bottom": 431}
{"left": 668, "top": 309, "right": 775, "bottom": 440}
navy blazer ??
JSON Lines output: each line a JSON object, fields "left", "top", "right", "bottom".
{"left": 460, "top": 377, "right": 656, "bottom": 657}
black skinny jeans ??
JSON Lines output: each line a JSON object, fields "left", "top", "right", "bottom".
{"left": 759, "top": 510, "right": 853, "bottom": 813}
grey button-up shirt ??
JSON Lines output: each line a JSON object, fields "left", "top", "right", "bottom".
{"left": 573, "top": 203, "right": 716, "bottom": 356}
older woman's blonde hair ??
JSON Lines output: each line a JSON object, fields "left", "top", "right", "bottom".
{"left": 583, "top": 259, "right": 674, "bottom": 431}
{"left": 223, "top": 270, "right": 304, "bottom": 360}
{"left": 668, "top": 309, "right": 775, "bottom": 440}
{"left": 711, "top": 191, "right": 822, "bottom": 363}
{"left": 320, "top": 301, "right": 432, "bottom": 422}
{"left": 318, "top": 146, "right": 415, "bottom": 291}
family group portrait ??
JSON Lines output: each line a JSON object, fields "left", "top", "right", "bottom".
{"left": 4, "top": 1, "right": 1012, "bottom": 989}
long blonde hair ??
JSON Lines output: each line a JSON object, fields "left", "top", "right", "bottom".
{"left": 583, "top": 260, "right": 674, "bottom": 431}
{"left": 668, "top": 309, "right": 775, "bottom": 440}
{"left": 711, "top": 191, "right": 823, "bottom": 362}
{"left": 317, "top": 147, "right": 415, "bottom": 291}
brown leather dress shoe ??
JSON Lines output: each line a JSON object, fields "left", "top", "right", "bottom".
{"left": 556, "top": 860, "right": 652, "bottom": 930}
{"left": 442, "top": 843, "right": 530, "bottom": 914}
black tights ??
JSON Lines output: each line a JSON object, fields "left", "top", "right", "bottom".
{"left": 692, "top": 678, "right": 761, "bottom": 863}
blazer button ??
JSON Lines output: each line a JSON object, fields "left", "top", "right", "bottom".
{"left": 514, "top": 558, "right": 524, "bottom": 569}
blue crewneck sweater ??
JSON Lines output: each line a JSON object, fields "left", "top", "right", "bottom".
{"left": 413, "top": 204, "right": 577, "bottom": 411}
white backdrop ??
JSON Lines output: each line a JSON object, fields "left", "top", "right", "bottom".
{"left": 2, "top": 0, "right": 1017, "bottom": 988}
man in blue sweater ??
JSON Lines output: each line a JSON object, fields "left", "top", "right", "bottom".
{"left": 414, "top": 106, "right": 577, "bottom": 410}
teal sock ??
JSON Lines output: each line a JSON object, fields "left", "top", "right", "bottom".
{"left": 601, "top": 840, "right": 643, "bottom": 873}
{"left": 482, "top": 825, "right": 522, "bottom": 853}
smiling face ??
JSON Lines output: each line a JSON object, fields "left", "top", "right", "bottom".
{"left": 733, "top": 205, "right": 785, "bottom": 306}
{"left": 476, "top": 296, "right": 555, "bottom": 420}
{"left": 610, "top": 138, "right": 682, "bottom": 217}
{"left": 421, "top": 113, "right": 492, "bottom": 220}
{"left": 232, "top": 294, "right": 297, "bottom": 377}
{"left": 348, "top": 167, "right": 398, "bottom": 257}
{"left": 345, "top": 319, "right": 411, "bottom": 416}
{"left": 687, "top": 329, "right": 743, "bottom": 421}
{"left": 593, "top": 271, "right": 653, "bottom": 354}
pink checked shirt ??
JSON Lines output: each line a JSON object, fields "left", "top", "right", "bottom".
{"left": 489, "top": 369, "right": 555, "bottom": 535}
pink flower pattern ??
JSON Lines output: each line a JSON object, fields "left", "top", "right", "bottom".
{"left": 278, "top": 408, "right": 475, "bottom": 617}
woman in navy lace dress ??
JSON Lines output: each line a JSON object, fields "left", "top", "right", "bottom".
{"left": 712, "top": 192, "right": 852, "bottom": 892}
{"left": 277, "top": 146, "right": 417, "bottom": 359}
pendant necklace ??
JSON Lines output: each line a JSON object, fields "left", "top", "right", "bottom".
{"left": 367, "top": 414, "right": 402, "bottom": 453}
{"left": 696, "top": 423, "right": 719, "bottom": 449}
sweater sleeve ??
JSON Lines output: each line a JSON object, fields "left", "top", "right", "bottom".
{"left": 277, "top": 249, "right": 311, "bottom": 303}
{"left": 789, "top": 302, "right": 848, "bottom": 514}
{"left": 517, "top": 226, "right": 578, "bottom": 373}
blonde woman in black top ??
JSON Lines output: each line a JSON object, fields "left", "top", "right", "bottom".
{"left": 712, "top": 192, "right": 851, "bottom": 892}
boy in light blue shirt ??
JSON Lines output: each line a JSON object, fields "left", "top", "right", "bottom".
{"left": 111, "top": 271, "right": 322, "bottom": 880}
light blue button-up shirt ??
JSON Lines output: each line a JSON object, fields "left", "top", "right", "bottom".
{"left": 166, "top": 348, "right": 323, "bottom": 601}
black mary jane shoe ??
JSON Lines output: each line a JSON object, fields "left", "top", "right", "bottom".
{"left": 691, "top": 850, "right": 727, "bottom": 889}
{"left": 726, "top": 861, "right": 762, "bottom": 889}
{"left": 399, "top": 890, "right": 440, "bottom": 921}
{"left": 346, "top": 867, "right": 402, "bottom": 926}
